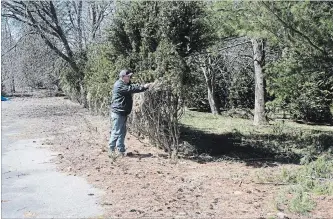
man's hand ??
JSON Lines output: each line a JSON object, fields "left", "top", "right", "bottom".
{"left": 143, "top": 82, "right": 154, "bottom": 89}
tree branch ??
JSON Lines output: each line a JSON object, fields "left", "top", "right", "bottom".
{"left": 1, "top": 32, "right": 33, "bottom": 57}
{"left": 260, "top": 1, "right": 327, "bottom": 56}
{"left": 192, "top": 41, "right": 251, "bottom": 57}
{"left": 48, "top": 1, "right": 76, "bottom": 63}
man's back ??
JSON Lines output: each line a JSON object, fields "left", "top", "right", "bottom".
{"left": 111, "top": 79, "right": 147, "bottom": 115}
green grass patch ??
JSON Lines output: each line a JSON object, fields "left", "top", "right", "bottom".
{"left": 281, "top": 156, "right": 333, "bottom": 195}
{"left": 276, "top": 185, "right": 316, "bottom": 214}
{"left": 181, "top": 110, "right": 256, "bottom": 135}
{"left": 256, "top": 155, "right": 333, "bottom": 214}
{"left": 180, "top": 110, "right": 333, "bottom": 162}
{"left": 275, "top": 156, "right": 333, "bottom": 214}
{"left": 181, "top": 109, "right": 333, "bottom": 135}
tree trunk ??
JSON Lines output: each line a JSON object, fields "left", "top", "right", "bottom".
{"left": 79, "top": 81, "right": 88, "bottom": 108}
{"left": 5, "top": 18, "right": 16, "bottom": 94}
{"left": 201, "top": 62, "right": 221, "bottom": 115}
{"left": 251, "top": 38, "right": 268, "bottom": 126}
{"left": 77, "top": 1, "right": 83, "bottom": 52}
{"left": 207, "top": 83, "right": 220, "bottom": 115}
{"left": 11, "top": 76, "right": 15, "bottom": 93}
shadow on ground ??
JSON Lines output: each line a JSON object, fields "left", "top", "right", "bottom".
{"left": 180, "top": 125, "right": 333, "bottom": 167}
{"left": 126, "top": 152, "right": 154, "bottom": 159}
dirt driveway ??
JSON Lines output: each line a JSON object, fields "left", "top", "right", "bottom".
{"left": 2, "top": 96, "right": 332, "bottom": 218}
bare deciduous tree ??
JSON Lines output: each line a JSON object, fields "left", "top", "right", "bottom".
{"left": 193, "top": 37, "right": 253, "bottom": 114}
{"left": 2, "top": 0, "right": 113, "bottom": 104}
{"left": 1, "top": 18, "right": 20, "bottom": 93}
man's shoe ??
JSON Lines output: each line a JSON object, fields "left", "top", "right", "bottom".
{"left": 108, "top": 150, "right": 116, "bottom": 159}
{"left": 117, "top": 151, "right": 125, "bottom": 157}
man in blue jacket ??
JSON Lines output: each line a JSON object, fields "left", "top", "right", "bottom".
{"left": 109, "top": 69, "right": 153, "bottom": 157}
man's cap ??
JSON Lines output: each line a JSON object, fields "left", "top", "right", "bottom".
{"left": 119, "top": 69, "right": 133, "bottom": 77}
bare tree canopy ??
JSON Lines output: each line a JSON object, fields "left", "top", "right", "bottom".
{"left": 2, "top": 0, "right": 114, "bottom": 104}
{"left": 2, "top": 0, "right": 113, "bottom": 71}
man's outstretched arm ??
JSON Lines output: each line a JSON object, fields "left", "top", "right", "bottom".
{"left": 119, "top": 83, "right": 153, "bottom": 94}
